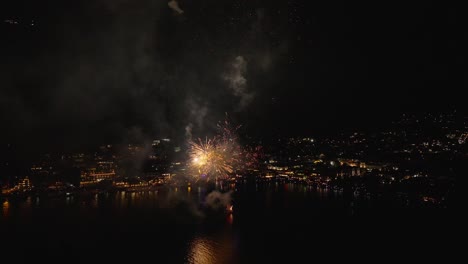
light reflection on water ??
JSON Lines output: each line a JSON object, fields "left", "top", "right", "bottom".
{"left": 187, "top": 237, "right": 217, "bottom": 264}
{"left": 186, "top": 232, "right": 235, "bottom": 264}
{"left": 2, "top": 200, "right": 9, "bottom": 217}
{"left": 0, "top": 184, "right": 343, "bottom": 214}
{"left": 91, "top": 193, "right": 99, "bottom": 208}
{"left": 0, "top": 183, "right": 388, "bottom": 263}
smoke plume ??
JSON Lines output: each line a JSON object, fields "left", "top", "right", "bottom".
{"left": 223, "top": 56, "right": 254, "bottom": 110}
{"left": 185, "top": 98, "right": 209, "bottom": 140}
{"left": 168, "top": 0, "right": 184, "bottom": 14}
{"left": 204, "top": 190, "right": 233, "bottom": 210}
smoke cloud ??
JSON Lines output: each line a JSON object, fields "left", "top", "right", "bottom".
{"left": 150, "top": 189, "right": 234, "bottom": 223}
{"left": 223, "top": 56, "right": 254, "bottom": 110}
{"left": 204, "top": 190, "right": 233, "bottom": 211}
{"left": 168, "top": 0, "right": 184, "bottom": 14}
{"left": 0, "top": 0, "right": 286, "bottom": 152}
{"left": 185, "top": 98, "right": 209, "bottom": 140}
{"left": 116, "top": 126, "right": 154, "bottom": 177}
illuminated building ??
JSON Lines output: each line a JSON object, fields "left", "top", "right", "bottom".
{"left": 80, "top": 161, "right": 116, "bottom": 185}
{"left": 81, "top": 170, "right": 116, "bottom": 185}
{"left": 18, "top": 177, "right": 32, "bottom": 189}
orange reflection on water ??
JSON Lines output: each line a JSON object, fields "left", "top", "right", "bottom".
{"left": 186, "top": 233, "right": 235, "bottom": 264}
{"left": 2, "top": 200, "right": 10, "bottom": 217}
{"left": 187, "top": 237, "right": 216, "bottom": 264}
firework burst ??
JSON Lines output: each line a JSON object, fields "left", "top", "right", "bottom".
{"left": 189, "top": 137, "right": 234, "bottom": 180}
{"left": 188, "top": 118, "right": 261, "bottom": 181}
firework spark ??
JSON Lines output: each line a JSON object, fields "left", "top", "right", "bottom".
{"left": 188, "top": 118, "right": 261, "bottom": 181}
{"left": 188, "top": 119, "right": 240, "bottom": 181}
{"left": 189, "top": 137, "right": 234, "bottom": 180}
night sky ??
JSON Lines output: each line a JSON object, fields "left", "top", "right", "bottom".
{"left": 0, "top": 0, "right": 464, "bottom": 150}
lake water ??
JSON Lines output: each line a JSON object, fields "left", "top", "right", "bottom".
{"left": 0, "top": 182, "right": 453, "bottom": 263}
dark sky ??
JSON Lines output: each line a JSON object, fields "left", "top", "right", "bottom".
{"left": 0, "top": 0, "right": 464, "bottom": 150}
